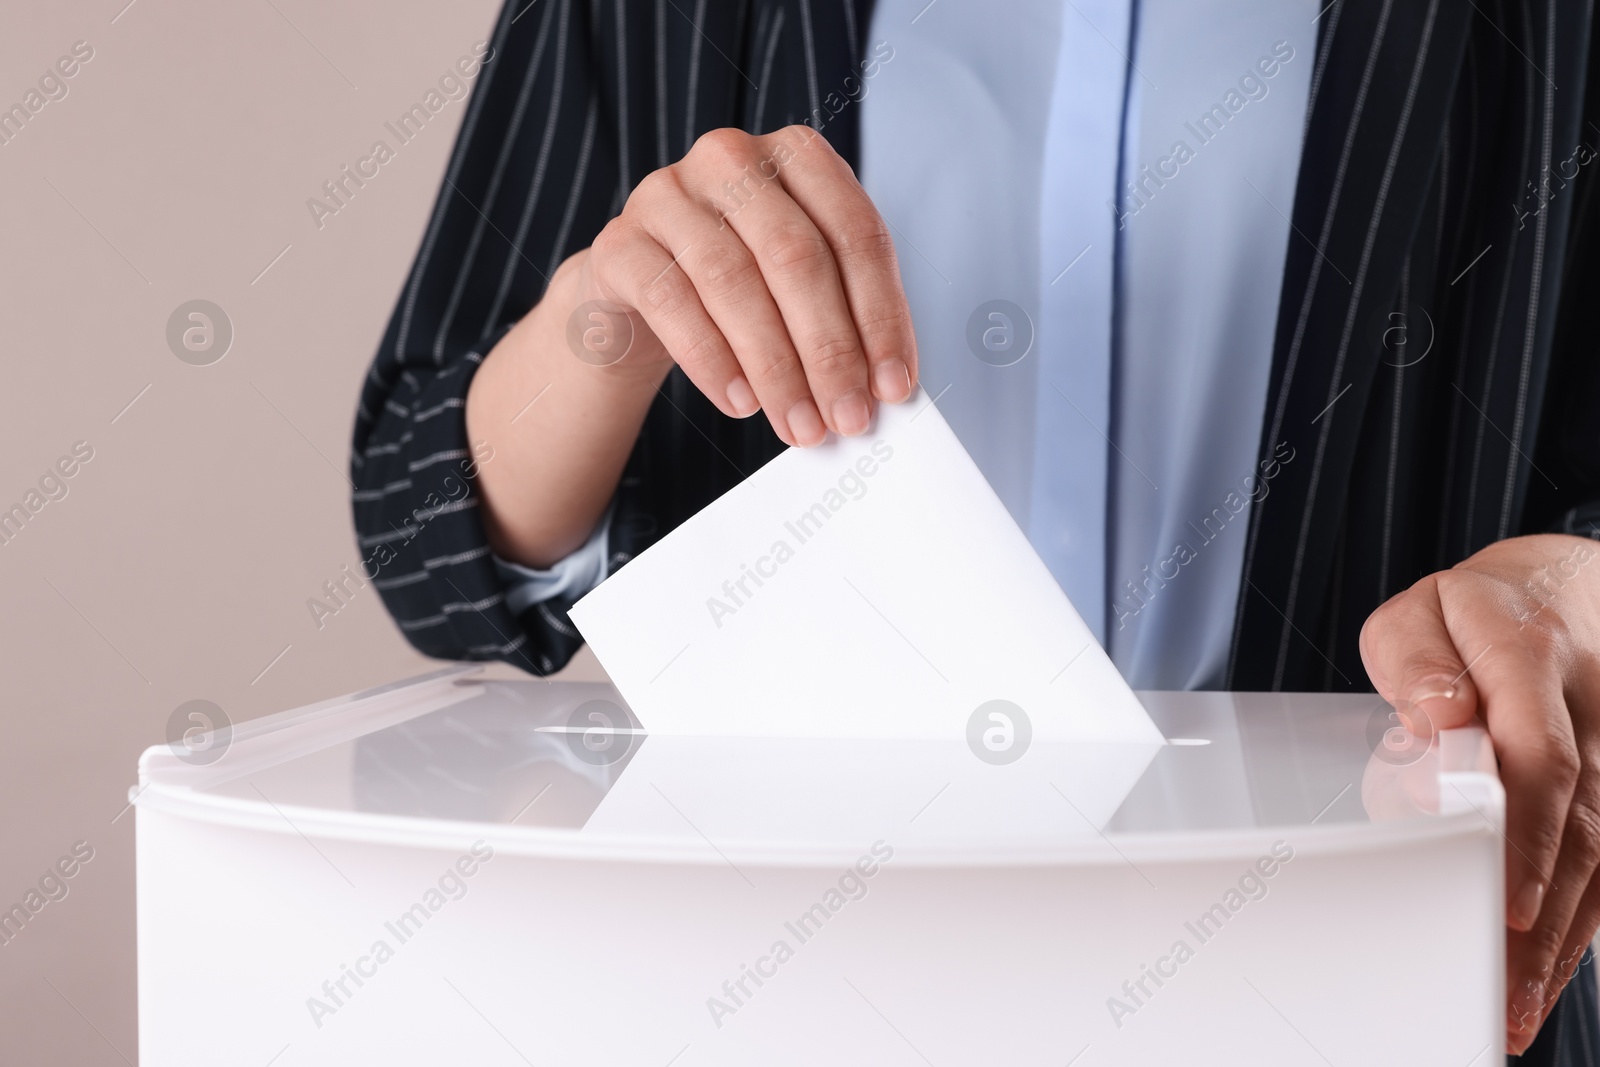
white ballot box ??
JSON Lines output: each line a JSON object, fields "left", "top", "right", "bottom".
{"left": 134, "top": 668, "right": 1503, "bottom": 1065}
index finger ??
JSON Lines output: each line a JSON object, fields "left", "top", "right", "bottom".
{"left": 761, "top": 126, "right": 918, "bottom": 406}
{"left": 1359, "top": 575, "right": 1480, "bottom": 736}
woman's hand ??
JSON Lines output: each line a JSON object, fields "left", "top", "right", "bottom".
{"left": 1359, "top": 533, "right": 1600, "bottom": 1054}
{"left": 576, "top": 124, "right": 918, "bottom": 444}
{"left": 467, "top": 125, "right": 918, "bottom": 568}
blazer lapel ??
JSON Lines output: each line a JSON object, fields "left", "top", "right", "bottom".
{"left": 1228, "top": 0, "right": 1474, "bottom": 690}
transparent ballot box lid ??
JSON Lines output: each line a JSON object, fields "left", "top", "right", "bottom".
{"left": 133, "top": 666, "right": 1502, "bottom": 868}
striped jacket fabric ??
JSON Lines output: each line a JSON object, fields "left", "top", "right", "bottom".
{"left": 350, "top": 3, "right": 1599, "bottom": 1056}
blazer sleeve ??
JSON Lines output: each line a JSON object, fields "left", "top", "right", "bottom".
{"left": 351, "top": 0, "right": 849, "bottom": 674}
{"left": 349, "top": 0, "right": 622, "bottom": 675}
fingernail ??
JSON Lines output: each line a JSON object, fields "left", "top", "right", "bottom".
{"left": 1511, "top": 880, "right": 1547, "bottom": 931}
{"left": 786, "top": 398, "right": 826, "bottom": 447}
{"left": 1507, "top": 1019, "right": 1536, "bottom": 1056}
{"left": 725, "top": 375, "right": 759, "bottom": 418}
{"left": 1406, "top": 674, "right": 1458, "bottom": 706}
{"left": 1401, "top": 676, "right": 1458, "bottom": 734}
{"left": 832, "top": 389, "right": 871, "bottom": 436}
{"left": 872, "top": 358, "right": 911, "bottom": 402}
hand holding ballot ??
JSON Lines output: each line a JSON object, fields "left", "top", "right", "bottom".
{"left": 464, "top": 123, "right": 919, "bottom": 569}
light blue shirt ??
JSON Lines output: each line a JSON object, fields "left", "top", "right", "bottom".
{"left": 1107, "top": 0, "right": 1314, "bottom": 688}
{"left": 503, "top": 0, "right": 1316, "bottom": 692}
{"left": 860, "top": 0, "right": 1314, "bottom": 689}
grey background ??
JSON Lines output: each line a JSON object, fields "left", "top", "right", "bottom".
{"left": 0, "top": 2, "right": 603, "bottom": 1061}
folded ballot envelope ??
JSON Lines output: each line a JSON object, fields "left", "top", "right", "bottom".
{"left": 570, "top": 388, "right": 1163, "bottom": 744}
{"left": 134, "top": 671, "right": 1506, "bottom": 1065}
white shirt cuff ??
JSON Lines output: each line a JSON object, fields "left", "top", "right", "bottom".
{"left": 492, "top": 504, "right": 612, "bottom": 615}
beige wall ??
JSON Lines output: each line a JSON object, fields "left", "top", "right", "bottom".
{"left": 0, "top": 2, "right": 603, "bottom": 1061}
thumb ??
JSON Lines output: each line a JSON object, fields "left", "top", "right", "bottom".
{"left": 1359, "top": 575, "right": 1481, "bottom": 737}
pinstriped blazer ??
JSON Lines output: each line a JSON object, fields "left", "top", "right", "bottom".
{"left": 351, "top": 2, "right": 1597, "bottom": 1056}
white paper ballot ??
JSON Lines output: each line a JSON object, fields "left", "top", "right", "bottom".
{"left": 570, "top": 388, "right": 1162, "bottom": 743}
